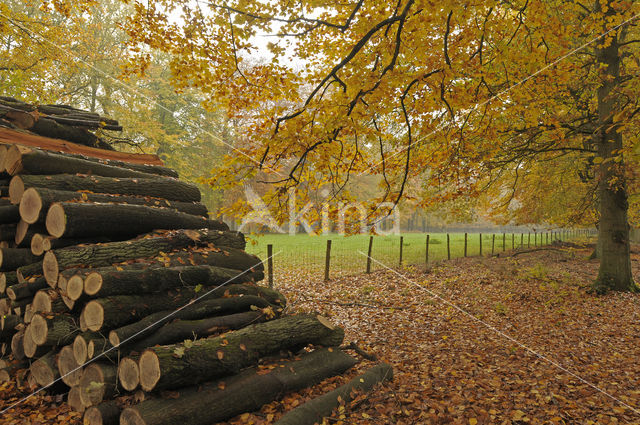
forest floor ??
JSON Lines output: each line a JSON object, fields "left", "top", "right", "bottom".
{"left": 2, "top": 241, "right": 640, "bottom": 424}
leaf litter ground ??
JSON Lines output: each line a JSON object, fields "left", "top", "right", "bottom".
{"left": 2, "top": 242, "right": 640, "bottom": 424}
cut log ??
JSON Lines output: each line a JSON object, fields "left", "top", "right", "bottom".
{"left": 5, "top": 146, "right": 162, "bottom": 179}
{"left": 32, "top": 289, "right": 66, "bottom": 313}
{"left": 1, "top": 313, "right": 21, "bottom": 334}
{"left": 88, "top": 337, "right": 111, "bottom": 360}
{"left": 30, "top": 350, "right": 60, "bottom": 387}
{"left": 45, "top": 202, "right": 219, "bottom": 239}
{"left": 82, "top": 264, "right": 260, "bottom": 300}
{"left": 0, "top": 222, "right": 16, "bottom": 240}
{"left": 128, "top": 311, "right": 266, "bottom": 353}
{"left": 78, "top": 362, "right": 117, "bottom": 407}
{"left": 80, "top": 287, "right": 212, "bottom": 332}
{"left": 120, "top": 348, "right": 357, "bottom": 425}
{"left": 57, "top": 344, "right": 83, "bottom": 386}
{"left": 274, "top": 363, "right": 393, "bottom": 425}
{"left": 108, "top": 293, "right": 279, "bottom": 348}
{"left": 23, "top": 303, "right": 34, "bottom": 323}
{"left": 30, "top": 313, "right": 78, "bottom": 346}
{"left": 6, "top": 276, "right": 47, "bottom": 300}
{"left": 30, "top": 233, "right": 45, "bottom": 255}
{"left": 83, "top": 401, "right": 121, "bottom": 425}
{"left": 0, "top": 205, "right": 19, "bottom": 224}
{"left": 9, "top": 174, "right": 201, "bottom": 204}
{"left": 42, "top": 229, "right": 243, "bottom": 286}
{"left": 20, "top": 187, "right": 208, "bottom": 224}
{"left": 73, "top": 332, "right": 107, "bottom": 364}
{"left": 117, "top": 355, "right": 140, "bottom": 391}
{"left": 0, "top": 248, "right": 41, "bottom": 271}
{"left": 68, "top": 385, "right": 86, "bottom": 412}
{"left": 152, "top": 248, "right": 264, "bottom": 279}
{"left": 137, "top": 314, "right": 345, "bottom": 391}
{"left": 0, "top": 127, "right": 164, "bottom": 166}
{"left": 0, "top": 357, "right": 28, "bottom": 383}
{"left": 41, "top": 236, "right": 111, "bottom": 252}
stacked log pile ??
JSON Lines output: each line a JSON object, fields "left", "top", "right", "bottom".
{"left": 0, "top": 132, "right": 391, "bottom": 424}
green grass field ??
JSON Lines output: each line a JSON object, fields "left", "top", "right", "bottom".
{"left": 245, "top": 231, "right": 555, "bottom": 278}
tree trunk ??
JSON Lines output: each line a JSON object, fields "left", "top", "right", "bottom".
{"left": 121, "top": 348, "right": 356, "bottom": 425}
{"left": 137, "top": 314, "right": 345, "bottom": 391}
{"left": 9, "top": 174, "right": 201, "bottom": 204}
{"left": 6, "top": 146, "right": 162, "bottom": 179}
{"left": 0, "top": 271, "right": 18, "bottom": 293}
{"left": 42, "top": 229, "right": 243, "bottom": 286}
{"left": 82, "top": 265, "right": 262, "bottom": 300}
{"left": 16, "top": 261, "right": 43, "bottom": 283}
{"left": 32, "top": 289, "right": 67, "bottom": 313}
{"left": 41, "top": 235, "right": 113, "bottom": 252}
{"left": 20, "top": 187, "right": 208, "bottom": 224}
{"left": 57, "top": 344, "right": 83, "bottom": 386}
{"left": 45, "top": 202, "right": 218, "bottom": 238}
{"left": 83, "top": 401, "right": 121, "bottom": 425}
{"left": 0, "top": 222, "right": 17, "bottom": 239}
{"left": 67, "top": 386, "right": 86, "bottom": 413}
{"left": 80, "top": 287, "right": 209, "bottom": 332}
{"left": 274, "top": 363, "right": 393, "bottom": 425}
{"left": 14, "top": 220, "right": 46, "bottom": 247}
{"left": 73, "top": 332, "right": 105, "bottom": 364}
{"left": 108, "top": 290, "right": 283, "bottom": 347}
{"left": 30, "top": 350, "right": 60, "bottom": 387}
{"left": 6, "top": 276, "right": 48, "bottom": 301}
{"left": 593, "top": 2, "right": 636, "bottom": 293}
{"left": 0, "top": 248, "right": 41, "bottom": 271}
{"left": 129, "top": 311, "right": 267, "bottom": 353}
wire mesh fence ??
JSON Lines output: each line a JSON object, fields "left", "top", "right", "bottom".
{"left": 244, "top": 229, "right": 595, "bottom": 285}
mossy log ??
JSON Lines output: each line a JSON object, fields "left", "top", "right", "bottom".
{"left": 42, "top": 229, "right": 243, "bottom": 286}
{"left": 136, "top": 314, "right": 345, "bottom": 391}
{"left": 120, "top": 348, "right": 357, "bottom": 425}
{"left": 9, "top": 174, "right": 201, "bottom": 204}
{"left": 20, "top": 187, "right": 207, "bottom": 224}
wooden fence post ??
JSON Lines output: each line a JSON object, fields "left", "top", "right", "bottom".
{"left": 447, "top": 234, "right": 451, "bottom": 260}
{"left": 512, "top": 233, "right": 515, "bottom": 250}
{"left": 491, "top": 234, "right": 495, "bottom": 255}
{"left": 464, "top": 232, "right": 468, "bottom": 257}
{"left": 399, "top": 236, "right": 404, "bottom": 266}
{"left": 267, "top": 244, "right": 273, "bottom": 288}
{"left": 520, "top": 233, "right": 523, "bottom": 248}
{"left": 479, "top": 233, "right": 483, "bottom": 256}
{"left": 366, "top": 236, "right": 373, "bottom": 274}
{"left": 534, "top": 231, "right": 537, "bottom": 247}
{"left": 528, "top": 232, "right": 531, "bottom": 248}
{"left": 324, "top": 240, "right": 332, "bottom": 281}
{"left": 426, "top": 234, "right": 430, "bottom": 265}
{"left": 502, "top": 233, "right": 506, "bottom": 251}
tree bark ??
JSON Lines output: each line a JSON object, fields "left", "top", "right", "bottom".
{"left": 0, "top": 271, "right": 18, "bottom": 293}
{"left": 16, "top": 260, "right": 43, "bottom": 283}
{"left": 108, "top": 290, "right": 283, "bottom": 347}
{"left": 45, "top": 202, "right": 219, "bottom": 238}
{"left": 0, "top": 222, "right": 16, "bottom": 240}
{"left": 593, "top": 3, "right": 636, "bottom": 293}
{"left": 129, "top": 311, "right": 266, "bottom": 353}
{"left": 5, "top": 146, "right": 162, "bottom": 179}
{"left": 0, "top": 248, "right": 41, "bottom": 271}
{"left": 0, "top": 205, "right": 18, "bottom": 225}
{"left": 9, "top": 174, "right": 201, "bottom": 204}
{"left": 137, "top": 314, "right": 345, "bottom": 391}
{"left": 274, "top": 363, "right": 393, "bottom": 425}
{"left": 82, "top": 265, "right": 261, "bottom": 300}
{"left": 20, "top": 187, "right": 208, "bottom": 224}
{"left": 30, "top": 350, "right": 60, "bottom": 387}
{"left": 6, "top": 276, "right": 47, "bottom": 301}
{"left": 121, "top": 348, "right": 357, "bottom": 425}
{"left": 42, "top": 229, "right": 243, "bottom": 286}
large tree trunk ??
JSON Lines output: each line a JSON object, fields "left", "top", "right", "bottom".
{"left": 0, "top": 206, "right": 19, "bottom": 224}
{"left": 78, "top": 362, "right": 118, "bottom": 407}
{"left": 5, "top": 146, "right": 160, "bottom": 179}
{"left": 593, "top": 2, "right": 636, "bottom": 293}
{"left": 274, "top": 363, "right": 393, "bottom": 425}
{"left": 120, "top": 348, "right": 357, "bottom": 425}
{"left": 20, "top": 187, "right": 207, "bottom": 224}
{"left": 83, "top": 401, "right": 121, "bottom": 425}
{"left": 45, "top": 202, "right": 219, "bottom": 238}
{"left": 0, "top": 248, "right": 41, "bottom": 271}
{"left": 42, "top": 229, "right": 243, "bottom": 286}
{"left": 109, "top": 290, "right": 283, "bottom": 347}
{"left": 136, "top": 314, "right": 345, "bottom": 391}
{"left": 30, "top": 313, "right": 78, "bottom": 347}
{"left": 9, "top": 174, "right": 201, "bottom": 204}
{"left": 81, "top": 264, "right": 262, "bottom": 300}
{"left": 6, "top": 276, "right": 48, "bottom": 301}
